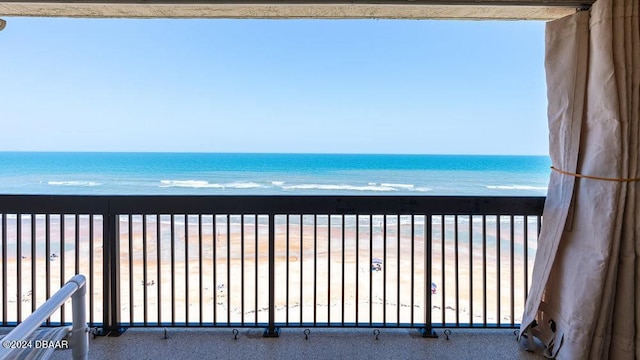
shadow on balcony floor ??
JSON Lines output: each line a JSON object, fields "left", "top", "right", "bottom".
{"left": 37, "top": 327, "right": 543, "bottom": 360}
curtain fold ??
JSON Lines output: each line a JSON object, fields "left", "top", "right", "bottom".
{"left": 519, "top": 0, "right": 639, "bottom": 358}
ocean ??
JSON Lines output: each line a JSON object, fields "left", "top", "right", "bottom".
{"left": 0, "top": 152, "right": 550, "bottom": 196}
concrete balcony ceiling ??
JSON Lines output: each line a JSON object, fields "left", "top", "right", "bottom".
{"left": 0, "top": 0, "right": 593, "bottom": 20}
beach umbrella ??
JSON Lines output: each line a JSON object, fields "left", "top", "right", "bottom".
{"left": 372, "top": 257, "right": 383, "bottom": 264}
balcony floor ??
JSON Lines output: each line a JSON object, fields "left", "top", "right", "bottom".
{"left": 37, "top": 327, "right": 543, "bottom": 359}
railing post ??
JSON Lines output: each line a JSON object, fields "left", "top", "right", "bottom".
{"left": 421, "top": 214, "right": 438, "bottom": 338}
{"left": 263, "top": 213, "right": 280, "bottom": 337}
{"left": 96, "top": 207, "right": 125, "bottom": 336}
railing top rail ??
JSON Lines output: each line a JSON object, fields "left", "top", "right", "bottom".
{"left": 0, "top": 195, "right": 110, "bottom": 213}
{"left": 0, "top": 195, "right": 545, "bottom": 215}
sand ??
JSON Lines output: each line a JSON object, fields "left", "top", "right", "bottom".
{"left": 1, "top": 214, "right": 537, "bottom": 327}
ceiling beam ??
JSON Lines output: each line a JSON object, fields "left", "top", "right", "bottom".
{"left": 0, "top": 0, "right": 593, "bottom": 20}
{"left": 0, "top": 0, "right": 595, "bottom": 6}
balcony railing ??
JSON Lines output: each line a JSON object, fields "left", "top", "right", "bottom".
{"left": 0, "top": 195, "right": 544, "bottom": 337}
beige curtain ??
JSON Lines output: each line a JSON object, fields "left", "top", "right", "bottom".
{"left": 519, "top": 0, "right": 639, "bottom": 358}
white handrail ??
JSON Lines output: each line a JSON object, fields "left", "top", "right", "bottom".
{"left": 0, "top": 274, "right": 88, "bottom": 360}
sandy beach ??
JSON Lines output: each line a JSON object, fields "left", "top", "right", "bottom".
{"left": 1, "top": 214, "right": 537, "bottom": 327}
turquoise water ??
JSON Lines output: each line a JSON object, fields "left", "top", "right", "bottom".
{"left": 0, "top": 152, "right": 550, "bottom": 195}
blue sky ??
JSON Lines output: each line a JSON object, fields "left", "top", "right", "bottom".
{"left": 0, "top": 18, "right": 548, "bottom": 155}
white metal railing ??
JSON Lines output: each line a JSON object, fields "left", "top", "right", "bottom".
{"left": 0, "top": 274, "right": 88, "bottom": 360}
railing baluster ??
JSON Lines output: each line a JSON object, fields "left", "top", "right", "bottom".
{"left": 1, "top": 213, "right": 6, "bottom": 326}
{"left": 427, "top": 214, "right": 434, "bottom": 336}
{"left": 156, "top": 215, "right": 162, "bottom": 326}
{"left": 240, "top": 214, "right": 242, "bottom": 326}
{"left": 355, "top": 215, "right": 359, "bottom": 326}
{"left": 17, "top": 214, "right": 22, "bottom": 323}
{"left": 299, "top": 215, "right": 303, "bottom": 325}
{"left": 482, "top": 215, "right": 487, "bottom": 326}
{"left": 255, "top": 215, "right": 258, "bottom": 326}
{"left": 510, "top": 215, "right": 515, "bottom": 327}
{"left": 128, "top": 214, "right": 133, "bottom": 326}
{"left": 383, "top": 214, "right": 387, "bottom": 326}
{"left": 454, "top": 215, "right": 459, "bottom": 327}
{"left": 226, "top": 215, "right": 230, "bottom": 326}
{"left": 31, "top": 214, "right": 36, "bottom": 314}
{"left": 185, "top": 214, "right": 189, "bottom": 325}
{"left": 497, "top": 215, "right": 501, "bottom": 327}
{"left": 314, "top": 214, "right": 317, "bottom": 327}
{"left": 396, "top": 215, "right": 400, "bottom": 326}
{"left": 524, "top": 216, "right": 529, "bottom": 303}
{"left": 469, "top": 215, "right": 473, "bottom": 327}
{"left": 440, "top": 215, "right": 445, "bottom": 326}
{"left": 59, "top": 214, "right": 64, "bottom": 323}
{"left": 212, "top": 215, "right": 217, "bottom": 325}
{"left": 264, "top": 213, "right": 278, "bottom": 337}
{"left": 75, "top": 214, "right": 80, "bottom": 284}
{"left": 199, "top": 215, "right": 203, "bottom": 326}
{"left": 421, "top": 214, "right": 436, "bottom": 337}
{"left": 285, "top": 215, "right": 290, "bottom": 326}
{"left": 328, "top": 215, "right": 331, "bottom": 326}
{"left": 46, "top": 215, "right": 51, "bottom": 326}
{"left": 369, "top": 214, "right": 372, "bottom": 327}
{"left": 341, "top": 214, "right": 345, "bottom": 327}
{"left": 89, "top": 215, "right": 94, "bottom": 326}
{"left": 410, "top": 215, "right": 415, "bottom": 326}
{"left": 110, "top": 213, "right": 122, "bottom": 333}
{"left": 170, "top": 215, "right": 175, "bottom": 326}
{"left": 143, "top": 215, "right": 148, "bottom": 326}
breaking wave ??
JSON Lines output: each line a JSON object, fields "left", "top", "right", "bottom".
{"left": 280, "top": 183, "right": 431, "bottom": 192}
{"left": 48, "top": 181, "right": 102, "bottom": 187}
{"left": 486, "top": 185, "right": 548, "bottom": 191}
{"left": 160, "top": 180, "right": 264, "bottom": 189}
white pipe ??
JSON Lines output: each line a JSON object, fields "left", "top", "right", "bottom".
{"left": 0, "top": 274, "right": 87, "bottom": 360}
{"left": 71, "top": 277, "right": 88, "bottom": 360}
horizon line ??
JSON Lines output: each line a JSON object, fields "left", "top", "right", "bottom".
{"left": 0, "top": 150, "right": 550, "bottom": 157}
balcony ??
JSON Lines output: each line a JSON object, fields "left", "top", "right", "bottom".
{"left": 0, "top": 195, "right": 543, "bottom": 358}
{"left": 36, "top": 327, "right": 539, "bottom": 360}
